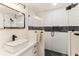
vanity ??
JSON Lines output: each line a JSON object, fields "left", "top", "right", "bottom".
{"left": 0, "top": 40, "right": 36, "bottom": 56}
{"left": 0, "top": 30, "right": 44, "bottom": 56}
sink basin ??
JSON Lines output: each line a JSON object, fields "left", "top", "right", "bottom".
{"left": 3, "top": 39, "right": 28, "bottom": 53}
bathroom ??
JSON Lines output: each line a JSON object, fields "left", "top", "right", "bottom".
{"left": 0, "top": 3, "right": 78, "bottom": 56}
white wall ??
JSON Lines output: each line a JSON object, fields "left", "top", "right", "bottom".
{"left": 28, "top": 14, "right": 41, "bottom": 26}
{"left": 0, "top": 13, "right": 4, "bottom": 28}
{"left": 68, "top": 4, "right": 79, "bottom": 26}
{"left": 41, "top": 8, "right": 68, "bottom": 54}
{"left": 42, "top": 8, "right": 68, "bottom": 26}
{"left": 44, "top": 32, "right": 68, "bottom": 54}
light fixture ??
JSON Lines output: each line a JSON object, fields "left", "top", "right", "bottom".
{"left": 52, "top": 3, "right": 57, "bottom": 6}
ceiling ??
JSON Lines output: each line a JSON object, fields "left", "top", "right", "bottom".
{"left": 28, "top": 3, "right": 69, "bottom": 12}
{"left": 23, "top": 3, "right": 70, "bottom": 17}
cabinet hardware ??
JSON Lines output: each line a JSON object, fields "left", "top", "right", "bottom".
{"left": 74, "top": 33, "right": 79, "bottom": 35}
{"left": 75, "top": 54, "right": 79, "bottom": 56}
{"left": 34, "top": 51, "right": 37, "bottom": 54}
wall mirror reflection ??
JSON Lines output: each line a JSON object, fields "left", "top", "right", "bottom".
{"left": 0, "top": 3, "right": 25, "bottom": 29}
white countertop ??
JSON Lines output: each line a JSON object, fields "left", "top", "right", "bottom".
{"left": 0, "top": 40, "right": 37, "bottom": 56}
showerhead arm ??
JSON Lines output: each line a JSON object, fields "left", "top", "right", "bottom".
{"left": 66, "top": 3, "right": 79, "bottom": 10}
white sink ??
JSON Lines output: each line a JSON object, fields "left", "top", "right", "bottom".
{"left": 3, "top": 39, "right": 28, "bottom": 53}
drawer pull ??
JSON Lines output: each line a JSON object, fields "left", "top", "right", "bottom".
{"left": 74, "top": 33, "right": 79, "bottom": 35}
{"left": 34, "top": 51, "right": 37, "bottom": 54}
{"left": 75, "top": 54, "right": 79, "bottom": 56}
{"left": 34, "top": 45, "right": 37, "bottom": 47}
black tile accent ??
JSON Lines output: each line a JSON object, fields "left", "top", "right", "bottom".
{"left": 69, "top": 26, "right": 79, "bottom": 31}
{"left": 50, "top": 26, "right": 68, "bottom": 32}
{"left": 28, "top": 26, "right": 69, "bottom": 32}
{"left": 28, "top": 26, "right": 79, "bottom": 32}
{"left": 44, "top": 27, "right": 52, "bottom": 31}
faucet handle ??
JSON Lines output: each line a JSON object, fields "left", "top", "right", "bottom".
{"left": 12, "top": 35, "right": 17, "bottom": 41}
{"left": 13, "top": 35, "right": 17, "bottom": 37}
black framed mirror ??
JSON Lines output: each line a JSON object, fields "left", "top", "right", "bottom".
{"left": 0, "top": 3, "right": 25, "bottom": 29}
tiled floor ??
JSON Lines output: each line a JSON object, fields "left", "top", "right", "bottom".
{"left": 45, "top": 49, "right": 68, "bottom": 56}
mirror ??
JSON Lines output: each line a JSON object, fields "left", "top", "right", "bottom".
{"left": 0, "top": 3, "right": 25, "bottom": 29}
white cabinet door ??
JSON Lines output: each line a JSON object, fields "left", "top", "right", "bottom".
{"left": 19, "top": 44, "right": 38, "bottom": 56}
{"left": 19, "top": 46, "right": 34, "bottom": 56}
{"left": 70, "top": 31, "right": 79, "bottom": 56}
